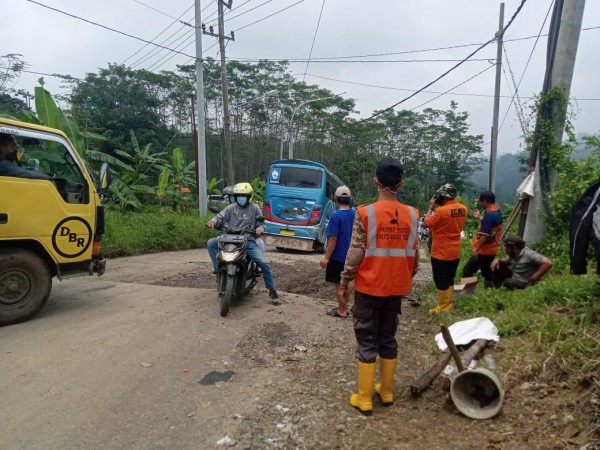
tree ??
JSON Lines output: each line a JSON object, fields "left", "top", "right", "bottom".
{"left": 69, "top": 64, "right": 174, "bottom": 152}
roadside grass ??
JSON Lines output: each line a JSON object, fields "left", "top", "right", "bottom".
{"left": 102, "top": 209, "right": 217, "bottom": 258}
{"left": 425, "top": 238, "right": 600, "bottom": 374}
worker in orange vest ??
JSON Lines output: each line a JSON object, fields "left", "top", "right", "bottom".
{"left": 340, "top": 156, "right": 419, "bottom": 415}
{"left": 424, "top": 183, "right": 468, "bottom": 313}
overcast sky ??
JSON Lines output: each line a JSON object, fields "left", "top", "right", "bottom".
{"left": 6, "top": 0, "right": 600, "bottom": 157}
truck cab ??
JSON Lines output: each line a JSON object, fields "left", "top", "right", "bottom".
{"left": 0, "top": 118, "right": 109, "bottom": 325}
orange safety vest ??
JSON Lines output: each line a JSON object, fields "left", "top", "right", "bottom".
{"left": 424, "top": 199, "right": 468, "bottom": 260}
{"left": 354, "top": 200, "right": 419, "bottom": 297}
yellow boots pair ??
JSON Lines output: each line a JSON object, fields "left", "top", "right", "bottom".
{"left": 349, "top": 358, "right": 397, "bottom": 415}
{"left": 428, "top": 287, "right": 454, "bottom": 314}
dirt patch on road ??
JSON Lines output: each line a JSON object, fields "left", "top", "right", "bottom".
{"left": 146, "top": 251, "right": 599, "bottom": 449}
{"left": 151, "top": 258, "right": 337, "bottom": 301}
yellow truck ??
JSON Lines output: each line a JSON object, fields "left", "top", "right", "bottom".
{"left": 0, "top": 118, "right": 110, "bottom": 325}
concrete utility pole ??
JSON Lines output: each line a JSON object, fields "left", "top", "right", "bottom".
{"left": 203, "top": 0, "right": 235, "bottom": 185}
{"left": 488, "top": 2, "right": 504, "bottom": 192}
{"left": 520, "top": 0, "right": 586, "bottom": 243}
{"left": 195, "top": 0, "right": 208, "bottom": 216}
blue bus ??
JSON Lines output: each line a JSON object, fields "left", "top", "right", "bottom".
{"left": 262, "top": 159, "right": 345, "bottom": 252}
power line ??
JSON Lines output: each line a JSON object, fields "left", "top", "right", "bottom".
{"left": 25, "top": 0, "right": 199, "bottom": 61}
{"left": 130, "top": 23, "right": 193, "bottom": 68}
{"left": 22, "top": 69, "right": 81, "bottom": 81}
{"left": 176, "top": 0, "right": 304, "bottom": 68}
{"left": 235, "top": 0, "right": 305, "bottom": 32}
{"left": 225, "top": 24, "right": 600, "bottom": 62}
{"left": 350, "top": 0, "right": 528, "bottom": 127}
{"left": 230, "top": 57, "right": 494, "bottom": 63}
{"left": 410, "top": 64, "right": 496, "bottom": 111}
{"left": 302, "top": 0, "right": 325, "bottom": 82}
{"left": 302, "top": 72, "right": 517, "bottom": 99}
{"left": 131, "top": 0, "right": 195, "bottom": 27}
{"left": 211, "top": 0, "right": 275, "bottom": 26}
{"left": 122, "top": 4, "right": 195, "bottom": 64}
{"left": 498, "top": 0, "right": 554, "bottom": 135}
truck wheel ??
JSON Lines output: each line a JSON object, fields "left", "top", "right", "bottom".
{"left": 220, "top": 275, "right": 235, "bottom": 317}
{"left": 0, "top": 248, "right": 52, "bottom": 326}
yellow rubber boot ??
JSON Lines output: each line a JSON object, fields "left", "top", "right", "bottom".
{"left": 375, "top": 357, "right": 397, "bottom": 406}
{"left": 429, "top": 289, "right": 452, "bottom": 314}
{"left": 445, "top": 286, "right": 455, "bottom": 308}
{"left": 349, "top": 361, "right": 376, "bottom": 415}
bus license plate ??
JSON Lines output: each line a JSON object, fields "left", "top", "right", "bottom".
{"left": 280, "top": 229, "right": 295, "bottom": 236}
{"left": 265, "top": 236, "right": 310, "bottom": 251}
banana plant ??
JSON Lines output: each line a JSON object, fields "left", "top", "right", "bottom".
{"left": 156, "top": 147, "right": 196, "bottom": 211}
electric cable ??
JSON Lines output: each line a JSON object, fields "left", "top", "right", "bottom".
{"left": 25, "top": 0, "right": 199, "bottom": 61}
{"left": 131, "top": 0, "right": 194, "bottom": 26}
{"left": 409, "top": 64, "right": 496, "bottom": 111}
{"left": 224, "top": 25, "right": 600, "bottom": 63}
{"left": 501, "top": 46, "right": 528, "bottom": 136}
{"left": 122, "top": 4, "right": 198, "bottom": 64}
{"left": 349, "top": 0, "right": 528, "bottom": 127}
{"left": 302, "top": 0, "right": 325, "bottom": 82}
{"left": 230, "top": 57, "right": 494, "bottom": 63}
{"left": 235, "top": 0, "right": 305, "bottom": 32}
{"left": 130, "top": 23, "right": 194, "bottom": 68}
{"left": 207, "top": 0, "right": 275, "bottom": 27}
{"left": 498, "top": 0, "right": 554, "bottom": 134}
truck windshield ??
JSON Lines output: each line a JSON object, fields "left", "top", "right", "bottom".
{"left": 274, "top": 167, "right": 322, "bottom": 188}
{"left": 18, "top": 135, "right": 88, "bottom": 204}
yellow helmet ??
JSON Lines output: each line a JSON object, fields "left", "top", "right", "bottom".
{"left": 233, "top": 182, "right": 253, "bottom": 197}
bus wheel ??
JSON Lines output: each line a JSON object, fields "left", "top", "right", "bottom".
{"left": 314, "top": 238, "right": 327, "bottom": 254}
{"left": 0, "top": 248, "right": 52, "bottom": 326}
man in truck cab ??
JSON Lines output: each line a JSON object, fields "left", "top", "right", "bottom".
{"left": 0, "top": 133, "right": 51, "bottom": 180}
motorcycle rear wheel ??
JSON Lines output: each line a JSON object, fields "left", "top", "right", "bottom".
{"left": 220, "top": 274, "right": 235, "bottom": 317}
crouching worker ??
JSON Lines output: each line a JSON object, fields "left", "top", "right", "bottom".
{"left": 340, "top": 157, "right": 419, "bottom": 415}
{"left": 490, "top": 235, "right": 553, "bottom": 289}
{"left": 207, "top": 182, "right": 280, "bottom": 304}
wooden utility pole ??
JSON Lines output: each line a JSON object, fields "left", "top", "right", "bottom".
{"left": 203, "top": 0, "right": 235, "bottom": 185}
{"left": 519, "top": 0, "right": 586, "bottom": 243}
{"left": 488, "top": 3, "right": 504, "bottom": 192}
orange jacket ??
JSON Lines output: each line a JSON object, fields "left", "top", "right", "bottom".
{"left": 354, "top": 200, "right": 419, "bottom": 297}
{"left": 424, "top": 199, "right": 468, "bottom": 260}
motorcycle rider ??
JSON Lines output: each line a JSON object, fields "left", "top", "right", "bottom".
{"left": 207, "top": 182, "right": 280, "bottom": 304}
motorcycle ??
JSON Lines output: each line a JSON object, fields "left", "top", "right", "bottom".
{"left": 213, "top": 220, "right": 264, "bottom": 317}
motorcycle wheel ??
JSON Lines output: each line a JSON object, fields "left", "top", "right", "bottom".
{"left": 220, "top": 274, "right": 235, "bottom": 317}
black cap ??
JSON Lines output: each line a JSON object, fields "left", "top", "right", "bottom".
{"left": 502, "top": 235, "right": 525, "bottom": 249}
{"left": 376, "top": 156, "right": 404, "bottom": 188}
{"left": 478, "top": 191, "right": 496, "bottom": 203}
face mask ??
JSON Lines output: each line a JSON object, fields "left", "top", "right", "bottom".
{"left": 236, "top": 196, "right": 248, "bottom": 207}
{"left": 229, "top": 196, "right": 235, "bottom": 204}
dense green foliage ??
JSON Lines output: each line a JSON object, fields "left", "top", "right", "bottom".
{"left": 102, "top": 210, "right": 216, "bottom": 258}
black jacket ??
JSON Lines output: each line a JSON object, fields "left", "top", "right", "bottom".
{"left": 0, "top": 160, "right": 52, "bottom": 180}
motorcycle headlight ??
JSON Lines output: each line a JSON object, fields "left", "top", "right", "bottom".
{"left": 221, "top": 251, "right": 239, "bottom": 262}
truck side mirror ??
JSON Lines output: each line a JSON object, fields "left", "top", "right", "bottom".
{"left": 99, "top": 163, "right": 111, "bottom": 193}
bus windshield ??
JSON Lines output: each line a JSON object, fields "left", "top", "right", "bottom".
{"left": 272, "top": 167, "right": 322, "bottom": 188}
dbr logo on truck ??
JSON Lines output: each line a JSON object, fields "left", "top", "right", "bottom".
{"left": 52, "top": 217, "right": 93, "bottom": 258}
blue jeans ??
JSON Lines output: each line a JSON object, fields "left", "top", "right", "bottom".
{"left": 208, "top": 237, "right": 276, "bottom": 290}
